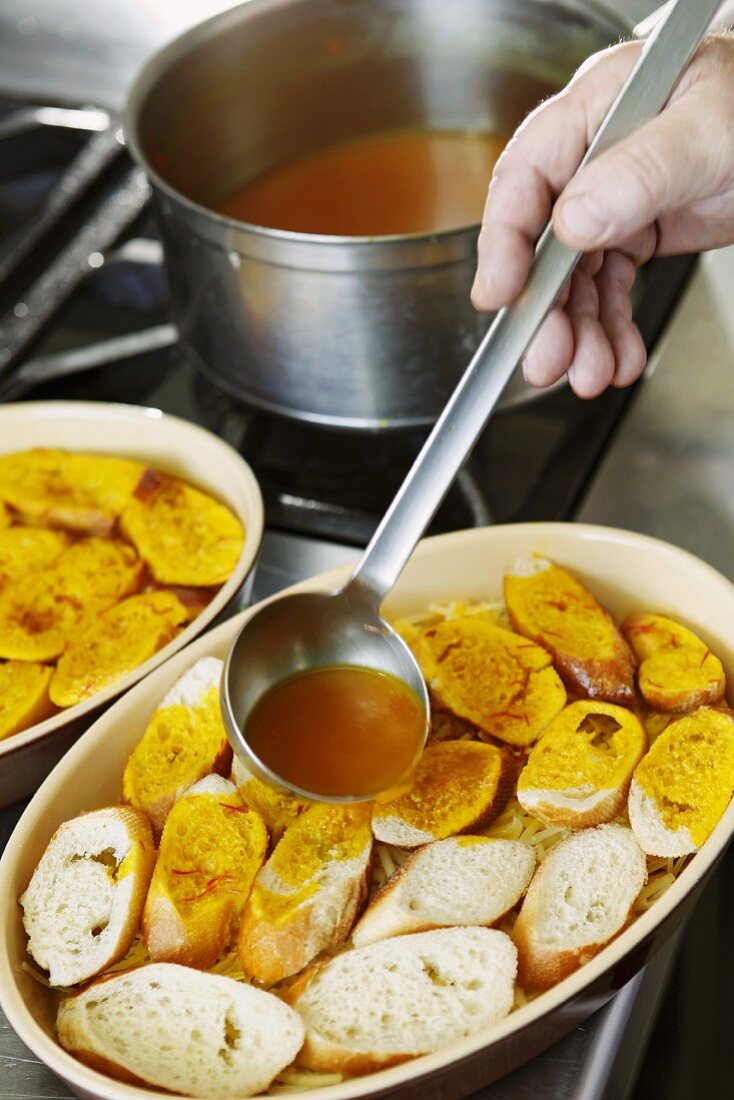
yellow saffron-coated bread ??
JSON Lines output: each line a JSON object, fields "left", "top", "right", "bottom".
{"left": 412, "top": 617, "right": 566, "bottom": 746}
{"left": 238, "top": 803, "right": 373, "bottom": 987}
{"left": 371, "top": 741, "right": 511, "bottom": 848}
{"left": 49, "top": 591, "right": 189, "bottom": 708}
{"left": 0, "top": 661, "right": 55, "bottom": 740}
{"left": 0, "top": 526, "right": 70, "bottom": 587}
{"left": 231, "top": 755, "right": 310, "bottom": 841}
{"left": 628, "top": 706, "right": 734, "bottom": 856}
{"left": 504, "top": 557, "right": 636, "bottom": 704}
{"left": 0, "top": 449, "right": 144, "bottom": 534}
{"left": 517, "top": 701, "right": 647, "bottom": 828}
{"left": 0, "top": 537, "right": 142, "bottom": 662}
{"left": 622, "top": 612, "right": 726, "bottom": 712}
{"left": 143, "top": 776, "right": 268, "bottom": 969}
{"left": 122, "top": 658, "right": 232, "bottom": 837}
{"left": 119, "top": 470, "right": 245, "bottom": 587}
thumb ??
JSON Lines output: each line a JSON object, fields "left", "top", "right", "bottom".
{"left": 552, "top": 101, "right": 709, "bottom": 250}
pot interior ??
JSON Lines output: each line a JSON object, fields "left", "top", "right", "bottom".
{"left": 132, "top": 0, "right": 626, "bottom": 221}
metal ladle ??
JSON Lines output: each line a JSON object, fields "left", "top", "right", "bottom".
{"left": 222, "top": 0, "right": 718, "bottom": 802}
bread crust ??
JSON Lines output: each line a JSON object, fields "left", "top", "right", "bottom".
{"left": 239, "top": 849, "right": 371, "bottom": 987}
{"left": 512, "top": 825, "right": 646, "bottom": 991}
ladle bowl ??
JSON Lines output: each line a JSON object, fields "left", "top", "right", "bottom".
{"left": 222, "top": 587, "right": 430, "bottom": 801}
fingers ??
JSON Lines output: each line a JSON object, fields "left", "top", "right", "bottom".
{"left": 522, "top": 251, "right": 646, "bottom": 397}
{"left": 550, "top": 37, "right": 734, "bottom": 251}
{"left": 472, "top": 41, "right": 643, "bottom": 312}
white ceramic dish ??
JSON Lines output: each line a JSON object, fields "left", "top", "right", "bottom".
{"left": 2, "top": 523, "right": 734, "bottom": 1100}
{"left": 0, "top": 400, "right": 263, "bottom": 807}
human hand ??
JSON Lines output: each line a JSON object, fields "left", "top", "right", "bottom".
{"left": 472, "top": 34, "right": 734, "bottom": 398}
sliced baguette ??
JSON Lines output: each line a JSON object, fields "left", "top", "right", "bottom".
{"left": 56, "top": 963, "right": 304, "bottom": 1099}
{"left": 504, "top": 557, "right": 636, "bottom": 704}
{"left": 238, "top": 803, "right": 372, "bottom": 987}
{"left": 411, "top": 616, "right": 566, "bottom": 746}
{"left": 231, "top": 754, "right": 310, "bottom": 841}
{"left": 512, "top": 824, "right": 646, "bottom": 991}
{"left": 289, "top": 927, "right": 517, "bottom": 1075}
{"left": 122, "top": 657, "right": 232, "bottom": 836}
{"left": 352, "top": 836, "right": 536, "bottom": 947}
{"left": 20, "top": 806, "right": 155, "bottom": 987}
{"left": 622, "top": 612, "right": 726, "bottom": 712}
{"left": 142, "top": 777, "right": 268, "bottom": 969}
{"left": 628, "top": 706, "right": 734, "bottom": 855}
{"left": 371, "top": 740, "right": 511, "bottom": 848}
{"left": 517, "top": 701, "right": 647, "bottom": 828}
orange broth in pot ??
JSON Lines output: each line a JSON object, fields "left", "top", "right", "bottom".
{"left": 217, "top": 129, "right": 507, "bottom": 236}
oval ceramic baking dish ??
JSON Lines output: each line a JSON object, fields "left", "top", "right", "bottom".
{"left": 1, "top": 523, "right": 733, "bottom": 1100}
{"left": 0, "top": 400, "right": 263, "bottom": 807}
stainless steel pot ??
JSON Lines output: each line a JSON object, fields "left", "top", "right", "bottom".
{"left": 126, "top": 0, "right": 628, "bottom": 431}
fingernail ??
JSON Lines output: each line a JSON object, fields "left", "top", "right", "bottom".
{"left": 555, "top": 195, "right": 609, "bottom": 245}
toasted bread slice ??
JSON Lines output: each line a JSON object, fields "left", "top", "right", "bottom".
{"left": 288, "top": 927, "right": 517, "bottom": 1075}
{"left": 238, "top": 803, "right": 372, "bottom": 987}
{"left": 371, "top": 740, "right": 510, "bottom": 848}
{"left": 49, "top": 591, "right": 189, "bottom": 707}
{"left": 504, "top": 557, "right": 636, "bottom": 704}
{"left": 122, "top": 657, "right": 232, "bottom": 837}
{"left": 517, "top": 701, "right": 647, "bottom": 828}
{"left": 231, "top": 755, "right": 310, "bottom": 841}
{"left": 0, "top": 660, "right": 55, "bottom": 739}
{"left": 0, "top": 449, "right": 144, "bottom": 534}
{"left": 622, "top": 612, "right": 726, "bottom": 712}
{"left": 512, "top": 824, "right": 646, "bottom": 991}
{"left": 143, "top": 776, "right": 267, "bottom": 969}
{"left": 56, "top": 963, "right": 305, "bottom": 1099}
{"left": 412, "top": 617, "right": 566, "bottom": 746}
{"left": 120, "top": 470, "right": 244, "bottom": 586}
{"left": 628, "top": 706, "right": 734, "bottom": 855}
{"left": 19, "top": 806, "right": 155, "bottom": 987}
{"left": 0, "top": 526, "right": 70, "bottom": 587}
{"left": 0, "top": 536, "right": 142, "bottom": 661}
{"left": 352, "top": 836, "right": 536, "bottom": 947}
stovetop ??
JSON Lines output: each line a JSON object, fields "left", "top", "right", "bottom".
{"left": 0, "top": 96, "right": 696, "bottom": 548}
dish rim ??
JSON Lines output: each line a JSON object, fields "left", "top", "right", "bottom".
{"left": 0, "top": 398, "right": 264, "bottom": 760}
{"left": 2, "top": 521, "right": 733, "bottom": 1100}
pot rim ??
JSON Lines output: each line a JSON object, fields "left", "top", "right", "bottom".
{"left": 124, "top": 0, "right": 631, "bottom": 250}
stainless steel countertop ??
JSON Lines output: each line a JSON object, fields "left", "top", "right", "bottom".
{"left": 579, "top": 245, "right": 734, "bottom": 569}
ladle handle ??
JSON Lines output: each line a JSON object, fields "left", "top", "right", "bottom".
{"left": 346, "top": 0, "right": 719, "bottom": 608}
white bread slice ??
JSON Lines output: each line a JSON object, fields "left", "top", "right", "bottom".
{"left": 56, "top": 963, "right": 304, "bottom": 1099}
{"left": 20, "top": 806, "right": 156, "bottom": 987}
{"left": 238, "top": 803, "right": 372, "bottom": 987}
{"left": 512, "top": 824, "right": 647, "bottom": 991}
{"left": 289, "top": 927, "right": 517, "bottom": 1075}
{"left": 352, "top": 837, "right": 536, "bottom": 947}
